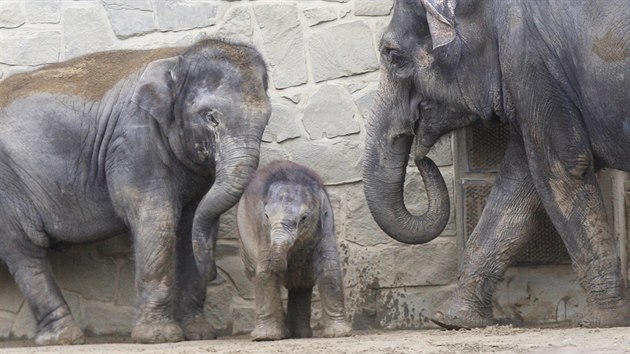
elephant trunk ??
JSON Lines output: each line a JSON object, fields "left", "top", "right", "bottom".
{"left": 362, "top": 89, "right": 450, "bottom": 244}
{"left": 192, "top": 137, "right": 261, "bottom": 281}
{"left": 268, "top": 227, "right": 294, "bottom": 273}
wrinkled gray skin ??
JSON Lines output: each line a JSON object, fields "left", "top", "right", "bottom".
{"left": 0, "top": 39, "right": 270, "bottom": 344}
{"left": 237, "top": 160, "right": 351, "bottom": 341}
{"left": 363, "top": 0, "right": 630, "bottom": 329}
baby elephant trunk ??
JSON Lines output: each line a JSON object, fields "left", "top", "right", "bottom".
{"left": 268, "top": 226, "right": 297, "bottom": 273}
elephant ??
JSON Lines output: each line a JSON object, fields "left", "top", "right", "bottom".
{"left": 363, "top": 0, "right": 630, "bottom": 329}
{"left": 0, "top": 39, "right": 271, "bottom": 344}
{"left": 236, "top": 160, "right": 351, "bottom": 341}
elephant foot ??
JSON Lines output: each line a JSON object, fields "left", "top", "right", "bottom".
{"left": 180, "top": 316, "right": 217, "bottom": 341}
{"left": 132, "top": 321, "right": 184, "bottom": 344}
{"left": 431, "top": 296, "right": 495, "bottom": 330}
{"left": 323, "top": 320, "right": 352, "bottom": 338}
{"left": 36, "top": 322, "right": 84, "bottom": 346}
{"left": 251, "top": 319, "right": 290, "bottom": 341}
{"left": 290, "top": 325, "right": 312, "bottom": 338}
{"left": 578, "top": 301, "right": 630, "bottom": 328}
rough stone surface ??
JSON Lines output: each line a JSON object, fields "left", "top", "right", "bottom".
{"left": 286, "top": 139, "right": 363, "bottom": 185}
{"left": 0, "top": 30, "right": 61, "bottom": 65}
{"left": 0, "top": 311, "right": 14, "bottom": 339}
{"left": 216, "top": 5, "right": 253, "bottom": 44}
{"left": 376, "top": 285, "right": 455, "bottom": 329}
{"left": 0, "top": 2, "right": 25, "bottom": 28}
{"left": 215, "top": 241, "right": 254, "bottom": 300}
{"left": 262, "top": 99, "right": 302, "bottom": 143}
{"left": 0, "top": 267, "right": 25, "bottom": 314}
{"left": 355, "top": 0, "right": 394, "bottom": 16}
{"left": 254, "top": 4, "right": 307, "bottom": 89}
{"left": 303, "top": 85, "right": 360, "bottom": 139}
{"left": 231, "top": 301, "right": 256, "bottom": 335}
{"left": 154, "top": 0, "right": 217, "bottom": 31}
{"left": 63, "top": 6, "right": 114, "bottom": 58}
{"left": 23, "top": 0, "right": 60, "bottom": 24}
{"left": 83, "top": 301, "right": 134, "bottom": 336}
{"left": 103, "top": 0, "right": 156, "bottom": 39}
{"left": 309, "top": 21, "right": 379, "bottom": 82}
{"left": 303, "top": 7, "right": 338, "bottom": 27}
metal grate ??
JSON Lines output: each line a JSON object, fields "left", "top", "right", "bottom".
{"left": 463, "top": 181, "right": 571, "bottom": 265}
{"left": 466, "top": 122, "right": 511, "bottom": 172}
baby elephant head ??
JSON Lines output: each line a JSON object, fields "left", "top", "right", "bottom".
{"left": 263, "top": 182, "right": 323, "bottom": 273}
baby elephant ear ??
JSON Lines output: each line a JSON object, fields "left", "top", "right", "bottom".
{"left": 130, "top": 56, "right": 180, "bottom": 126}
{"left": 420, "top": 0, "right": 457, "bottom": 49}
{"left": 319, "top": 189, "right": 335, "bottom": 237}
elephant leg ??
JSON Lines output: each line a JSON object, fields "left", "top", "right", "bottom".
{"left": 130, "top": 209, "right": 184, "bottom": 343}
{"left": 524, "top": 143, "right": 628, "bottom": 327}
{"left": 251, "top": 269, "right": 289, "bottom": 341}
{"left": 317, "top": 252, "right": 351, "bottom": 338}
{"left": 432, "top": 138, "right": 543, "bottom": 329}
{"left": 174, "top": 205, "right": 216, "bottom": 341}
{"left": 2, "top": 233, "right": 83, "bottom": 345}
{"left": 287, "top": 287, "right": 313, "bottom": 338}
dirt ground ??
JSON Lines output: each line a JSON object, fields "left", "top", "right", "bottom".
{"left": 1, "top": 326, "right": 629, "bottom": 354}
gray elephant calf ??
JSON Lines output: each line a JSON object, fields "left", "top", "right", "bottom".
{"left": 0, "top": 39, "right": 270, "bottom": 344}
{"left": 236, "top": 160, "right": 351, "bottom": 340}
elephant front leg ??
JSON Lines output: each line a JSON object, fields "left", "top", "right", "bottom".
{"left": 174, "top": 206, "right": 216, "bottom": 341}
{"left": 130, "top": 211, "right": 184, "bottom": 343}
{"left": 317, "top": 253, "right": 351, "bottom": 338}
{"left": 251, "top": 269, "right": 289, "bottom": 341}
{"left": 432, "top": 138, "right": 543, "bottom": 329}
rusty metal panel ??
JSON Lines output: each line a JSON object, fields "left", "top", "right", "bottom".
{"left": 466, "top": 122, "right": 511, "bottom": 172}
{"left": 463, "top": 181, "right": 571, "bottom": 266}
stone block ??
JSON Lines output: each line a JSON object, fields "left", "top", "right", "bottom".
{"left": 262, "top": 98, "right": 302, "bottom": 143}
{"left": 355, "top": 0, "right": 394, "bottom": 16}
{"left": 103, "top": 0, "right": 156, "bottom": 39}
{"left": 353, "top": 85, "right": 377, "bottom": 121}
{"left": 259, "top": 143, "right": 291, "bottom": 167}
{"left": 254, "top": 4, "right": 307, "bottom": 89}
{"left": 323, "top": 0, "right": 350, "bottom": 2}
{"left": 114, "top": 259, "right": 136, "bottom": 307}
{"left": 216, "top": 5, "right": 253, "bottom": 44}
{"left": 231, "top": 300, "right": 255, "bottom": 335}
{"left": 97, "top": 233, "right": 133, "bottom": 258}
{"left": 0, "top": 30, "right": 61, "bottom": 65}
{"left": 376, "top": 285, "right": 456, "bottom": 329}
{"left": 83, "top": 301, "right": 133, "bottom": 336}
{"left": 51, "top": 246, "right": 117, "bottom": 302}
{"left": 303, "top": 85, "right": 360, "bottom": 139}
{"left": 0, "top": 311, "right": 14, "bottom": 339}
{"left": 24, "top": 0, "right": 60, "bottom": 24}
{"left": 154, "top": 0, "right": 217, "bottom": 31}
{"left": 343, "top": 183, "right": 396, "bottom": 247}
{"left": 493, "top": 265, "right": 585, "bottom": 325}
{"left": 303, "top": 7, "right": 337, "bottom": 27}
{"left": 309, "top": 21, "right": 379, "bottom": 82}
{"left": 0, "top": 266, "right": 24, "bottom": 314}
{"left": 215, "top": 240, "right": 254, "bottom": 300}
{"left": 11, "top": 301, "right": 35, "bottom": 339}
{"left": 343, "top": 238, "right": 459, "bottom": 289}
{"left": 0, "top": 2, "right": 25, "bottom": 28}
{"left": 205, "top": 280, "right": 239, "bottom": 336}
{"left": 284, "top": 139, "right": 363, "bottom": 185}
{"left": 63, "top": 6, "right": 114, "bottom": 58}
{"left": 218, "top": 205, "right": 238, "bottom": 240}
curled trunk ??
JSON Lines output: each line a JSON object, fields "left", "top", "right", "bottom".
{"left": 362, "top": 91, "right": 450, "bottom": 244}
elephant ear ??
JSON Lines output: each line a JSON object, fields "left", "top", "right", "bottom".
{"left": 130, "top": 56, "right": 180, "bottom": 127}
{"left": 420, "top": 0, "right": 457, "bottom": 49}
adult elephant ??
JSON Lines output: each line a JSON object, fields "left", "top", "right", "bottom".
{"left": 363, "top": 0, "right": 630, "bottom": 329}
{"left": 0, "top": 39, "right": 270, "bottom": 344}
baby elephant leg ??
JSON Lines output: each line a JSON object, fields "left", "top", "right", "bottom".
{"left": 287, "top": 287, "right": 313, "bottom": 338}
{"left": 3, "top": 235, "right": 83, "bottom": 345}
{"left": 317, "top": 252, "right": 351, "bottom": 338}
{"left": 251, "top": 270, "right": 289, "bottom": 341}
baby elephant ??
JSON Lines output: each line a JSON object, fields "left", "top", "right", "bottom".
{"left": 237, "top": 160, "right": 351, "bottom": 340}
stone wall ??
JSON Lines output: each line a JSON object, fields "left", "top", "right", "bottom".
{"left": 0, "top": 0, "right": 591, "bottom": 340}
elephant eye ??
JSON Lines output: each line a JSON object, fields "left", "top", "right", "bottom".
{"left": 202, "top": 109, "right": 219, "bottom": 127}
{"left": 299, "top": 214, "right": 309, "bottom": 223}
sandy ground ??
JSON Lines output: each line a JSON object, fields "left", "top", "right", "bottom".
{"left": 1, "top": 326, "right": 629, "bottom": 354}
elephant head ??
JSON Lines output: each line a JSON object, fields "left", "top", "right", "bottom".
{"left": 363, "top": 0, "right": 499, "bottom": 244}
{"left": 132, "top": 39, "right": 271, "bottom": 279}
{"left": 263, "top": 182, "right": 321, "bottom": 274}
